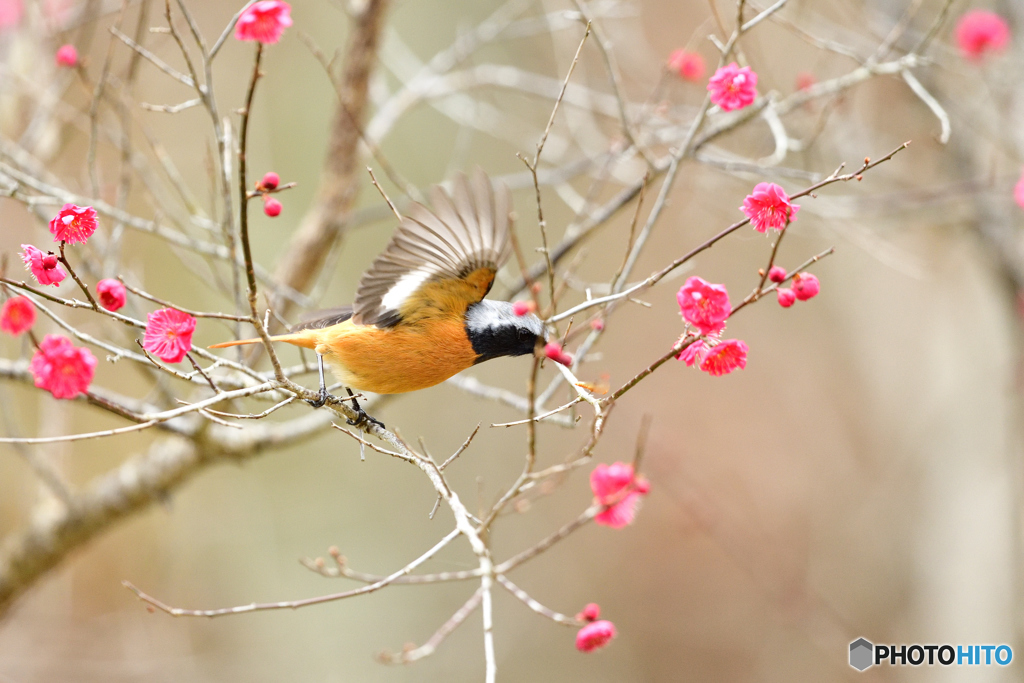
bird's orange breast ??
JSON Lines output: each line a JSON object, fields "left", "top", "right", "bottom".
{"left": 310, "top": 318, "right": 479, "bottom": 394}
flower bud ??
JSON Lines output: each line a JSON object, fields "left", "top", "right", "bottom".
{"left": 792, "top": 272, "right": 820, "bottom": 301}
{"left": 576, "top": 603, "right": 600, "bottom": 622}
{"left": 767, "top": 266, "right": 786, "bottom": 283}
{"left": 263, "top": 196, "right": 282, "bottom": 217}
{"left": 576, "top": 620, "right": 616, "bottom": 653}
{"left": 512, "top": 300, "right": 536, "bottom": 316}
{"left": 544, "top": 342, "right": 573, "bottom": 366}
{"left": 56, "top": 44, "right": 78, "bottom": 67}
{"left": 261, "top": 172, "right": 280, "bottom": 190}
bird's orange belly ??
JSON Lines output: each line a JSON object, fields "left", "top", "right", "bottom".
{"left": 313, "top": 319, "right": 478, "bottom": 395}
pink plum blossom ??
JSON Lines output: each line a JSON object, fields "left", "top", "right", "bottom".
{"left": 235, "top": 1, "right": 292, "bottom": 44}
{"left": 675, "top": 338, "right": 708, "bottom": 366}
{"left": 49, "top": 203, "right": 98, "bottom": 244}
{"left": 29, "top": 334, "right": 97, "bottom": 399}
{"left": 699, "top": 339, "right": 748, "bottom": 376}
{"left": 677, "top": 276, "right": 731, "bottom": 335}
{"left": 707, "top": 62, "right": 758, "bottom": 112}
{"left": 590, "top": 462, "right": 650, "bottom": 529}
{"left": 0, "top": 296, "right": 35, "bottom": 335}
{"left": 741, "top": 183, "right": 799, "bottom": 233}
{"left": 0, "top": 0, "right": 22, "bottom": 29}
{"left": 143, "top": 308, "right": 196, "bottom": 363}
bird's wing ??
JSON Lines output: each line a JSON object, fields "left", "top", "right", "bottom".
{"left": 352, "top": 168, "right": 513, "bottom": 327}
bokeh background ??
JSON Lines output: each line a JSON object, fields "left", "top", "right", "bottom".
{"left": 1, "top": 0, "right": 1022, "bottom": 681}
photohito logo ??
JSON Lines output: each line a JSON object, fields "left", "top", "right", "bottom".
{"left": 849, "top": 638, "right": 1012, "bottom": 671}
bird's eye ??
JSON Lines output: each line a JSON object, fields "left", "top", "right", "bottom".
{"left": 517, "top": 328, "right": 533, "bottom": 341}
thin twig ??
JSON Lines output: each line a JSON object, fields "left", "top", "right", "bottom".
{"left": 440, "top": 423, "right": 481, "bottom": 471}
{"left": 367, "top": 166, "right": 401, "bottom": 221}
{"left": 496, "top": 574, "right": 578, "bottom": 626}
{"left": 379, "top": 588, "right": 484, "bottom": 664}
{"left": 119, "top": 279, "right": 250, "bottom": 320}
{"left": 520, "top": 22, "right": 591, "bottom": 314}
{"left": 57, "top": 242, "right": 98, "bottom": 310}
{"left": 123, "top": 529, "right": 460, "bottom": 617}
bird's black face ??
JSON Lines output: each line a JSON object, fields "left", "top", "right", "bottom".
{"left": 465, "top": 301, "right": 545, "bottom": 364}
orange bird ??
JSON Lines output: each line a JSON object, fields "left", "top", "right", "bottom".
{"left": 210, "top": 169, "right": 545, "bottom": 425}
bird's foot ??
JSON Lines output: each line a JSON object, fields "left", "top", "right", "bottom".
{"left": 347, "top": 407, "right": 385, "bottom": 430}
{"left": 306, "top": 386, "right": 335, "bottom": 409}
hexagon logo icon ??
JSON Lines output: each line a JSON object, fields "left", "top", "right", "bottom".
{"left": 850, "top": 638, "right": 874, "bottom": 671}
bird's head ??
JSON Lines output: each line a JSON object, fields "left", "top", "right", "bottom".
{"left": 465, "top": 300, "right": 546, "bottom": 364}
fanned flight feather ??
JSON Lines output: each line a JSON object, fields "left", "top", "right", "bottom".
{"left": 352, "top": 168, "right": 513, "bottom": 327}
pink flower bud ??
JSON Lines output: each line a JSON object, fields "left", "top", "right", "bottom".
{"left": 261, "top": 171, "right": 280, "bottom": 190}
{"left": 576, "top": 603, "right": 601, "bottom": 623}
{"left": 589, "top": 317, "right": 604, "bottom": 331}
{"left": 512, "top": 300, "right": 536, "bottom": 316}
{"left": 667, "top": 49, "right": 704, "bottom": 81}
{"left": 792, "top": 272, "right": 820, "bottom": 301}
{"left": 776, "top": 287, "right": 796, "bottom": 308}
{"left": 1015, "top": 168, "right": 1024, "bottom": 210}
{"left": 55, "top": 44, "right": 78, "bottom": 67}
{"left": 263, "top": 196, "right": 282, "bottom": 217}
{"left": 21, "top": 245, "right": 65, "bottom": 287}
{"left": 795, "top": 72, "right": 816, "bottom": 91}
{"left": 576, "top": 620, "right": 616, "bottom": 653}
{"left": 768, "top": 266, "right": 787, "bottom": 283}
{"left": 96, "top": 278, "right": 126, "bottom": 312}
{"left": 955, "top": 10, "right": 1010, "bottom": 61}
{"left": 544, "top": 341, "right": 573, "bottom": 366}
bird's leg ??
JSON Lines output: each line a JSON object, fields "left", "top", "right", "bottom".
{"left": 345, "top": 387, "right": 385, "bottom": 429}
{"left": 305, "top": 353, "right": 333, "bottom": 408}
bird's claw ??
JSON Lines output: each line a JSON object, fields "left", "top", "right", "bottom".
{"left": 308, "top": 386, "right": 384, "bottom": 429}
{"left": 306, "top": 387, "right": 332, "bottom": 409}
{"left": 347, "top": 408, "right": 385, "bottom": 430}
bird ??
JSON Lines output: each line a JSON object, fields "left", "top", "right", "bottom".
{"left": 209, "top": 168, "right": 546, "bottom": 426}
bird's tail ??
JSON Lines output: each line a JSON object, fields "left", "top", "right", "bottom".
{"left": 208, "top": 331, "right": 316, "bottom": 350}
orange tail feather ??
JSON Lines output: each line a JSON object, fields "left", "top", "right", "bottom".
{"left": 208, "top": 332, "right": 316, "bottom": 350}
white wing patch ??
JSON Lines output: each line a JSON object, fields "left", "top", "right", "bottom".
{"left": 380, "top": 267, "right": 436, "bottom": 312}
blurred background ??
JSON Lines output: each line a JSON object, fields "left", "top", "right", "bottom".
{"left": 1, "top": 0, "right": 1022, "bottom": 680}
